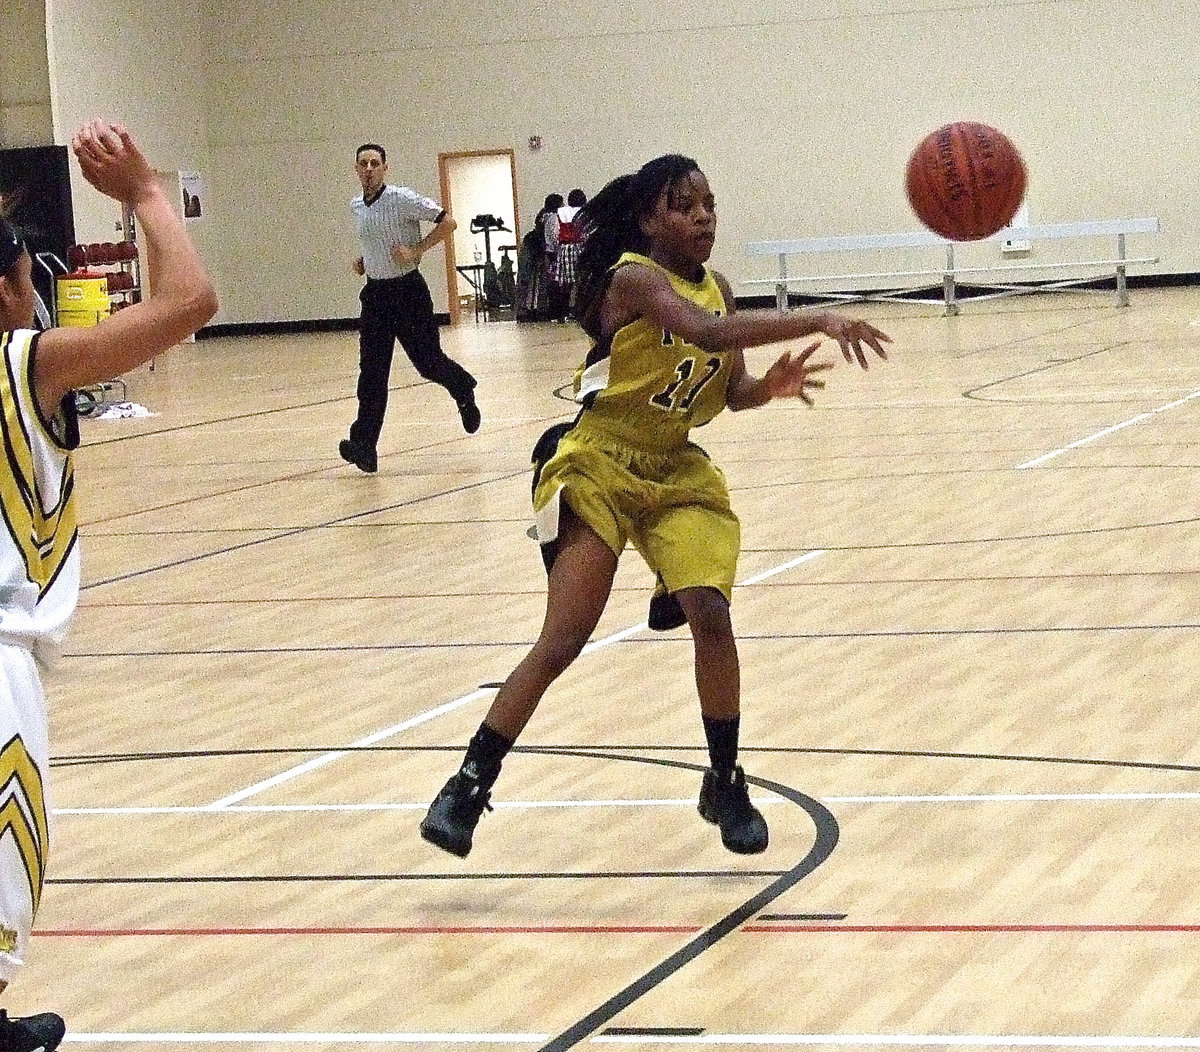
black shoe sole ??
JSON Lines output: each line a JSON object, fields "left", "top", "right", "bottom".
{"left": 698, "top": 799, "right": 769, "bottom": 855}
{"left": 721, "top": 832, "right": 769, "bottom": 855}
{"left": 457, "top": 402, "right": 481, "bottom": 434}
{"left": 419, "top": 821, "right": 471, "bottom": 858}
{"left": 339, "top": 440, "right": 377, "bottom": 473}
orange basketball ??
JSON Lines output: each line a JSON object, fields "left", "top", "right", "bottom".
{"left": 905, "top": 122, "right": 1027, "bottom": 241}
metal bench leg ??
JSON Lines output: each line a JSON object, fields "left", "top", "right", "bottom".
{"left": 1115, "top": 233, "right": 1129, "bottom": 307}
{"left": 943, "top": 244, "right": 959, "bottom": 316}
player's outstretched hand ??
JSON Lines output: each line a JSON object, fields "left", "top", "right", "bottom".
{"left": 762, "top": 341, "right": 832, "bottom": 405}
{"left": 71, "top": 120, "right": 157, "bottom": 206}
{"left": 817, "top": 313, "right": 892, "bottom": 370}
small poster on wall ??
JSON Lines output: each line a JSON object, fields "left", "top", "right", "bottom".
{"left": 181, "top": 171, "right": 204, "bottom": 221}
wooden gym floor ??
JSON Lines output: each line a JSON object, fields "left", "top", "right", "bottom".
{"left": 13, "top": 285, "right": 1200, "bottom": 1048}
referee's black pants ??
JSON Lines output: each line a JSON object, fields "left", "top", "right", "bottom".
{"left": 350, "top": 271, "right": 477, "bottom": 450}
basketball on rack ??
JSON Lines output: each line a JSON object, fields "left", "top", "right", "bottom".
{"left": 905, "top": 121, "right": 1027, "bottom": 241}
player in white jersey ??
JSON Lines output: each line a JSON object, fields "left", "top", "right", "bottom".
{"left": 0, "top": 119, "right": 217, "bottom": 1051}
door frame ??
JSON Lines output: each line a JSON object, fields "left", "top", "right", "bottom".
{"left": 438, "top": 148, "right": 520, "bottom": 325}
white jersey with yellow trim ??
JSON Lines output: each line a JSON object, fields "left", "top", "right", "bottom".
{"left": 0, "top": 329, "right": 80, "bottom": 667}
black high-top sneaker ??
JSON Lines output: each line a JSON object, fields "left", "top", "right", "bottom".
{"left": 698, "top": 765, "right": 769, "bottom": 854}
{"left": 0, "top": 1009, "right": 66, "bottom": 1052}
{"left": 420, "top": 769, "right": 493, "bottom": 857}
{"left": 456, "top": 394, "right": 481, "bottom": 434}
{"left": 338, "top": 439, "right": 378, "bottom": 473}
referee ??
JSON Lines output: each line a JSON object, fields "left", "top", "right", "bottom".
{"left": 340, "top": 143, "right": 480, "bottom": 474}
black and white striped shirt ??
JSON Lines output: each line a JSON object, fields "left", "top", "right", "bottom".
{"left": 351, "top": 184, "right": 445, "bottom": 279}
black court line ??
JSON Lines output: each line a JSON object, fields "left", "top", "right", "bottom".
{"left": 516, "top": 747, "right": 839, "bottom": 1052}
{"left": 81, "top": 468, "right": 528, "bottom": 590}
{"left": 745, "top": 515, "right": 1200, "bottom": 546}
{"left": 737, "top": 464, "right": 1200, "bottom": 492}
{"left": 78, "top": 380, "right": 427, "bottom": 447}
{"left": 953, "top": 310, "right": 1137, "bottom": 359}
{"left": 736, "top": 570, "right": 1200, "bottom": 584}
{"left": 728, "top": 622, "right": 1200, "bottom": 638}
{"left": 557, "top": 744, "right": 1200, "bottom": 777}
{"left": 758, "top": 913, "right": 847, "bottom": 921}
{"left": 601, "top": 1028, "right": 705, "bottom": 1037}
{"left": 713, "top": 422, "right": 1172, "bottom": 441}
{"left": 80, "top": 371, "right": 567, "bottom": 449}
{"left": 48, "top": 742, "right": 1200, "bottom": 776}
{"left": 56, "top": 619, "right": 1200, "bottom": 661}
{"left": 64, "top": 642, "right": 530, "bottom": 658}
{"left": 77, "top": 508, "right": 1200, "bottom": 599}
{"left": 962, "top": 342, "right": 1126, "bottom": 402}
{"left": 49, "top": 870, "right": 786, "bottom": 886}
{"left": 85, "top": 518, "right": 530, "bottom": 537}
{"left": 55, "top": 745, "right": 836, "bottom": 1048}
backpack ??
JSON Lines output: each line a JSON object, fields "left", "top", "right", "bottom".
{"left": 555, "top": 207, "right": 583, "bottom": 246}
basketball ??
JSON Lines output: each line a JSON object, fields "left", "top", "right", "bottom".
{"left": 905, "top": 121, "right": 1027, "bottom": 241}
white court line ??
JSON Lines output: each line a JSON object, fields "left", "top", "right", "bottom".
{"left": 574, "top": 551, "right": 829, "bottom": 657}
{"left": 1016, "top": 389, "right": 1200, "bottom": 468}
{"left": 65, "top": 1034, "right": 547, "bottom": 1045}
{"left": 825, "top": 791, "right": 1200, "bottom": 804}
{"left": 55, "top": 790, "right": 1200, "bottom": 817}
{"left": 194, "top": 367, "right": 1199, "bottom": 808}
{"left": 206, "top": 689, "right": 495, "bottom": 808}
{"left": 58, "top": 1032, "right": 1200, "bottom": 1048}
{"left": 208, "top": 549, "right": 830, "bottom": 806}
{"left": 738, "top": 550, "right": 828, "bottom": 586}
{"left": 581, "top": 622, "right": 648, "bottom": 655}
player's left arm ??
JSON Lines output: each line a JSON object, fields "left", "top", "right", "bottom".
{"left": 715, "top": 272, "right": 831, "bottom": 411}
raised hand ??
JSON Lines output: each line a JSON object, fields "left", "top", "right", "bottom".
{"left": 817, "top": 313, "right": 892, "bottom": 370}
{"left": 761, "top": 341, "right": 833, "bottom": 405}
{"left": 71, "top": 120, "right": 157, "bottom": 206}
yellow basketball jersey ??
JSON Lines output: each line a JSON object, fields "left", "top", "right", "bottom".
{"left": 573, "top": 252, "right": 730, "bottom": 452}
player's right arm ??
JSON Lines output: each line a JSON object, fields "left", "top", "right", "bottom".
{"left": 33, "top": 120, "right": 218, "bottom": 416}
{"left": 604, "top": 263, "right": 890, "bottom": 368}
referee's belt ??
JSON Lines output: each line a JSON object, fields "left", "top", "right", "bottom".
{"left": 365, "top": 270, "right": 420, "bottom": 284}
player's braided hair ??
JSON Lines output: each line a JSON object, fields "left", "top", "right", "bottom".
{"left": 574, "top": 153, "right": 700, "bottom": 338}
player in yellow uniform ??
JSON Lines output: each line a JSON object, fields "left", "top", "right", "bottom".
{"left": 0, "top": 121, "right": 216, "bottom": 1050}
{"left": 421, "top": 153, "right": 890, "bottom": 858}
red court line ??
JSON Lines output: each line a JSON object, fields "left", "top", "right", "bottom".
{"left": 35, "top": 925, "right": 702, "bottom": 937}
{"left": 745, "top": 924, "right": 1200, "bottom": 933}
{"left": 33, "top": 923, "right": 1200, "bottom": 937}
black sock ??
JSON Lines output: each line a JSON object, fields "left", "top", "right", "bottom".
{"left": 702, "top": 714, "right": 740, "bottom": 772}
{"left": 460, "top": 721, "right": 514, "bottom": 790}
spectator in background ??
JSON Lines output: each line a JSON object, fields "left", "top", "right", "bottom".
{"left": 516, "top": 193, "right": 561, "bottom": 322}
{"left": 545, "top": 188, "right": 587, "bottom": 322}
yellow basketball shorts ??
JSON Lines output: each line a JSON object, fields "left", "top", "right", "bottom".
{"left": 532, "top": 428, "right": 740, "bottom": 601}
{"left": 0, "top": 644, "right": 52, "bottom": 985}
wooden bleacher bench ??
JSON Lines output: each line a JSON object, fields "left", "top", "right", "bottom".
{"left": 743, "top": 218, "right": 1159, "bottom": 315}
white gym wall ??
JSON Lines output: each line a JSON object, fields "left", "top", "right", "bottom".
{"left": 30, "top": 0, "right": 1198, "bottom": 326}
